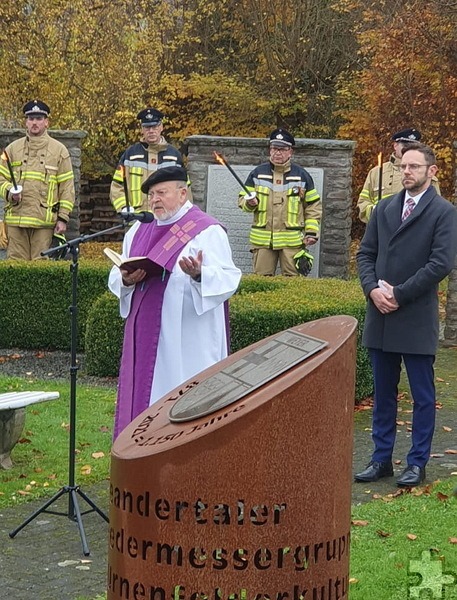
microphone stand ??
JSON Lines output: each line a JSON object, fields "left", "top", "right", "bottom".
{"left": 9, "top": 221, "right": 128, "bottom": 556}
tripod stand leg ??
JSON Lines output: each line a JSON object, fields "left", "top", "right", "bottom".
{"left": 9, "top": 486, "right": 68, "bottom": 538}
{"left": 77, "top": 487, "right": 109, "bottom": 522}
{"left": 69, "top": 488, "right": 91, "bottom": 556}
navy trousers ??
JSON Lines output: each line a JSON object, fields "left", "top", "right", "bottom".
{"left": 369, "top": 349, "right": 436, "bottom": 467}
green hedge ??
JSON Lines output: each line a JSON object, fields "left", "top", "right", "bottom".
{"left": 84, "top": 275, "right": 374, "bottom": 401}
{"left": 0, "top": 259, "right": 373, "bottom": 400}
{"left": 0, "top": 259, "right": 109, "bottom": 351}
{"left": 84, "top": 292, "right": 124, "bottom": 377}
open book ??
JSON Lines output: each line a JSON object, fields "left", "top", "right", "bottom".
{"left": 104, "top": 247, "right": 164, "bottom": 277}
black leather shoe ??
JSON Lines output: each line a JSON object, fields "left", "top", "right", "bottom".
{"left": 396, "top": 465, "right": 425, "bottom": 487}
{"left": 354, "top": 461, "right": 394, "bottom": 482}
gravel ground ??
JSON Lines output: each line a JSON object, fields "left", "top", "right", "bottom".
{"left": 0, "top": 348, "right": 117, "bottom": 388}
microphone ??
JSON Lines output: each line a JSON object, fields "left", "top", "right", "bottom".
{"left": 119, "top": 209, "right": 155, "bottom": 223}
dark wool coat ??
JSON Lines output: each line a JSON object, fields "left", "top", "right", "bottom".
{"left": 357, "top": 187, "right": 457, "bottom": 355}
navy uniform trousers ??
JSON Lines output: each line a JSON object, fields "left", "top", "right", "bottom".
{"left": 369, "top": 349, "right": 435, "bottom": 467}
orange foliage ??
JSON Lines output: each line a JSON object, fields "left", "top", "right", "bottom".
{"left": 337, "top": 0, "right": 457, "bottom": 219}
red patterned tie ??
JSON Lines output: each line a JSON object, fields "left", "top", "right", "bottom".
{"left": 402, "top": 197, "right": 416, "bottom": 221}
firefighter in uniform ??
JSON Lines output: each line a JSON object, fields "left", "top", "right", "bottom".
{"left": 239, "top": 128, "right": 321, "bottom": 276}
{"left": 0, "top": 100, "right": 75, "bottom": 260}
{"left": 110, "top": 108, "right": 188, "bottom": 214}
{"left": 357, "top": 128, "right": 440, "bottom": 223}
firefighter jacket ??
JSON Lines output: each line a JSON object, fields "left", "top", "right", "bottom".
{"left": 0, "top": 133, "right": 75, "bottom": 229}
{"left": 357, "top": 153, "right": 440, "bottom": 223}
{"left": 239, "top": 160, "right": 321, "bottom": 249}
{"left": 110, "top": 137, "right": 184, "bottom": 212}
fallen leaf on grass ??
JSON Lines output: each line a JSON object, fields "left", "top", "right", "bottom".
{"left": 99, "top": 425, "right": 110, "bottom": 433}
{"left": 443, "top": 426, "right": 453, "bottom": 432}
{"left": 386, "top": 489, "right": 407, "bottom": 499}
{"left": 352, "top": 520, "right": 369, "bottom": 526}
{"left": 58, "top": 560, "right": 80, "bottom": 567}
{"left": 18, "top": 438, "right": 32, "bottom": 444}
{"left": 407, "top": 533, "right": 418, "bottom": 541}
{"left": 396, "top": 420, "right": 406, "bottom": 426}
{"left": 80, "top": 465, "right": 92, "bottom": 475}
{"left": 394, "top": 459, "right": 402, "bottom": 465}
{"left": 376, "top": 530, "right": 391, "bottom": 537}
{"left": 349, "top": 578, "right": 359, "bottom": 584}
{"left": 430, "top": 453, "right": 445, "bottom": 458}
{"left": 17, "top": 490, "right": 31, "bottom": 496}
{"left": 436, "top": 377, "right": 446, "bottom": 382}
{"left": 449, "top": 538, "right": 457, "bottom": 544}
{"left": 436, "top": 492, "right": 449, "bottom": 502}
{"left": 61, "top": 422, "right": 70, "bottom": 431}
{"left": 91, "top": 451, "right": 105, "bottom": 459}
{"left": 445, "top": 449, "right": 457, "bottom": 455}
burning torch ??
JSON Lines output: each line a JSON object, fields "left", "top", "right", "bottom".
{"left": 213, "top": 151, "right": 252, "bottom": 196}
{"left": 377, "top": 152, "right": 383, "bottom": 203}
{"left": 1, "top": 150, "right": 22, "bottom": 196}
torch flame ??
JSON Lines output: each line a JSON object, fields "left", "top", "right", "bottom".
{"left": 213, "top": 151, "right": 226, "bottom": 166}
{"left": 377, "top": 152, "right": 383, "bottom": 168}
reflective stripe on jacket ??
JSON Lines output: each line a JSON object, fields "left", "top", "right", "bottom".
{"left": 0, "top": 133, "right": 75, "bottom": 228}
{"left": 110, "top": 139, "right": 183, "bottom": 212}
{"left": 239, "top": 161, "right": 321, "bottom": 249}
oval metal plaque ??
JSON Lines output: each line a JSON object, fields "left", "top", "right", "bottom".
{"left": 169, "top": 330, "right": 328, "bottom": 422}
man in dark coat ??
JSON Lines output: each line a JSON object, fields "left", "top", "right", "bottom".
{"left": 355, "top": 143, "right": 457, "bottom": 487}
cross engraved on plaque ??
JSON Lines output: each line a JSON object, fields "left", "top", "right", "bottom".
{"left": 169, "top": 330, "right": 328, "bottom": 422}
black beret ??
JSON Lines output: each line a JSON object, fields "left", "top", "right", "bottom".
{"left": 23, "top": 100, "right": 50, "bottom": 117}
{"left": 137, "top": 108, "right": 164, "bottom": 127}
{"left": 141, "top": 166, "right": 188, "bottom": 194}
{"left": 392, "top": 128, "right": 421, "bottom": 143}
{"left": 269, "top": 128, "right": 295, "bottom": 147}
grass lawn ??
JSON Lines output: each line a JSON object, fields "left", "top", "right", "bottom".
{"left": 350, "top": 477, "right": 457, "bottom": 599}
{"left": 0, "top": 375, "right": 115, "bottom": 508}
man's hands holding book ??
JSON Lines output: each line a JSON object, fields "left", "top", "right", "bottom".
{"left": 121, "top": 268, "right": 147, "bottom": 287}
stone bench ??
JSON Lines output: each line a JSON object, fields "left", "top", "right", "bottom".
{"left": 0, "top": 391, "right": 60, "bottom": 469}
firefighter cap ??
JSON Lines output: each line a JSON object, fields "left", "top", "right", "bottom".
{"left": 23, "top": 100, "right": 50, "bottom": 118}
{"left": 269, "top": 128, "right": 295, "bottom": 147}
{"left": 392, "top": 128, "right": 422, "bottom": 143}
{"left": 137, "top": 108, "right": 164, "bottom": 127}
{"left": 141, "top": 166, "right": 187, "bottom": 194}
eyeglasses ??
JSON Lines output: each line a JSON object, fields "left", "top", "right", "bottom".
{"left": 270, "top": 147, "right": 291, "bottom": 153}
{"left": 399, "top": 164, "right": 430, "bottom": 171}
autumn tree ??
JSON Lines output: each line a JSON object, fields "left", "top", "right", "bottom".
{"left": 0, "top": 0, "right": 362, "bottom": 175}
{"left": 336, "top": 0, "right": 457, "bottom": 206}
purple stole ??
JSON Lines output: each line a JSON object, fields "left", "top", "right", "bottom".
{"left": 114, "top": 206, "right": 221, "bottom": 439}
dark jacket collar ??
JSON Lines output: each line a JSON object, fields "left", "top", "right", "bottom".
{"left": 384, "top": 186, "right": 437, "bottom": 231}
